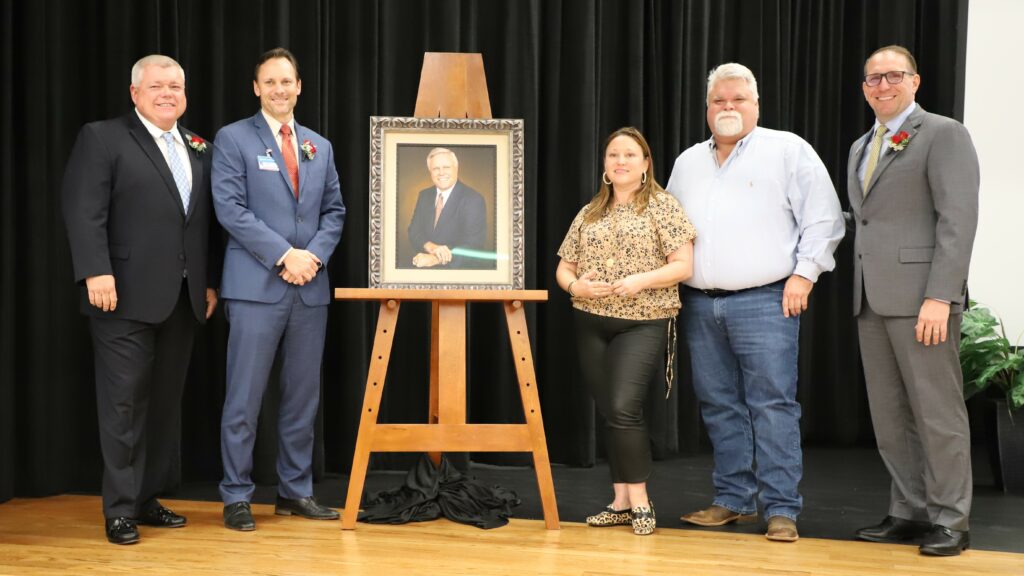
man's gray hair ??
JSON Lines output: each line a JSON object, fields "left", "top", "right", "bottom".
{"left": 706, "top": 63, "right": 759, "bottom": 104}
{"left": 426, "top": 147, "right": 458, "bottom": 167}
{"left": 131, "top": 55, "right": 185, "bottom": 87}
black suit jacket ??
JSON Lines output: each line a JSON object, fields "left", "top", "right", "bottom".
{"left": 62, "top": 112, "right": 219, "bottom": 323}
{"left": 407, "top": 180, "right": 488, "bottom": 269}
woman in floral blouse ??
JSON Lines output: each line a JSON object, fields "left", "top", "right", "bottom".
{"left": 556, "top": 127, "right": 696, "bottom": 535}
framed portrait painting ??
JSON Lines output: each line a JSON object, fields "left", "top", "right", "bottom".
{"left": 369, "top": 116, "right": 525, "bottom": 289}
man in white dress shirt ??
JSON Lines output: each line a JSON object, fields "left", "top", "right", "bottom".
{"left": 666, "top": 62, "right": 844, "bottom": 542}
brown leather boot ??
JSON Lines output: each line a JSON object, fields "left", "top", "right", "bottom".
{"left": 680, "top": 505, "right": 758, "bottom": 527}
{"left": 766, "top": 516, "right": 799, "bottom": 542}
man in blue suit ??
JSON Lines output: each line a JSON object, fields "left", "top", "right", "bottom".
{"left": 407, "top": 148, "right": 489, "bottom": 269}
{"left": 212, "top": 47, "right": 346, "bottom": 531}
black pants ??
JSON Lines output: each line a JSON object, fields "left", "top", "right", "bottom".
{"left": 574, "top": 310, "right": 668, "bottom": 484}
{"left": 89, "top": 282, "right": 196, "bottom": 519}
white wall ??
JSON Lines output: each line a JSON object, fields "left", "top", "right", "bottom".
{"left": 964, "top": 0, "right": 1024, "bottom": 342}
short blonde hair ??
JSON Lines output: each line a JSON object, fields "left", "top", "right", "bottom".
{"left": 131, "top": 55, "right": 184, "bottom": 87}
{"left": 706, "top": 62, "right": 759, "bottom": 104}
{"left": 426, "top": 147, "right": 458, "bottom": 168}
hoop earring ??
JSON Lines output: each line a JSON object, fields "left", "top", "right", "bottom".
{"left": 641, "top": 172, "right": 648, "bottom": 184}
{"left": 602, "top": 172, "right": 612, "bottom": 185}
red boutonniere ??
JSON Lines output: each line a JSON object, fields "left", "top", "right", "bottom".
{"left": 187, "top": 135, "right": 208, "bottom": 154}
{"left": 301, "top": 139, "right": 316, "bottom": 160}
{"left": 888, "top": 130, "right": 910, "bottom": 152}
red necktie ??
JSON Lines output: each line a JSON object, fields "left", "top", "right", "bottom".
{"left": 279, "top": 124, "right": 299, "bottom": 199}
{"left": 434, "top": 192, "right": 444, "bottom": 227}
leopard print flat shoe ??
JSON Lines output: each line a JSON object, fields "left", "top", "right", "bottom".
{"left": 586, "top": 506, "right": 632, "bottom": 527}
{"left": 631, "top": 501, "right": 656, "bottom": 535}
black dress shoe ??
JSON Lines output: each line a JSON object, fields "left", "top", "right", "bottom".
{"left": 275, "top": 496, "right": 339, "bottom": 520}
{"left": 855, "top": 516, "right": 932, "bottom": 543}
{"left": 105, "top": 517, "right": 140, "bottom": 545}
{"left": 137, "top": 505, "right": 187, "bottom": 528}
{"left": 919, "top": 525, "right": 969, "bottom": 556}
{"left": 224, "top": 501, "right": 256, "bottom": 531}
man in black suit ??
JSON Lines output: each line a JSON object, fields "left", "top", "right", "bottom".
{"left": 62, "top": 54, "right": 219, "bottom": 545}
{"left": 407, "top": 147, "right": 489, "bottom": 269}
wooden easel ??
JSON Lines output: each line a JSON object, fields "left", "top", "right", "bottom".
{"left": 335, "top": 54, "right": 559, "bottom": 530}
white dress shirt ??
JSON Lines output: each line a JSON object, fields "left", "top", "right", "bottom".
{"left": 135, "top": 109, "right": 192, "bottom": 188}
{"left": 666, "top": 126, "right": 844, "bottom": 290}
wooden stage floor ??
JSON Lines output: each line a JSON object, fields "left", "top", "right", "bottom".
{"left": 0, "top": 495, "right": 1021, "bottom": 575}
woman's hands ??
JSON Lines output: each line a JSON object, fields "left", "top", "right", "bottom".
{"left": 573, "top": 270, "right": 614, "bottom": 299}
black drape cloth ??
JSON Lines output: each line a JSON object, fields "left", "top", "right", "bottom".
{"left": 358, "top": 455, "right": 520, "bottom": 529}
{"left": 0, "top": 0, "right": 969, "bottom": 504}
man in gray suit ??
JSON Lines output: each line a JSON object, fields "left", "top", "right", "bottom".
{"left": 848, "top": 45, "right": 979, "bottom": 556}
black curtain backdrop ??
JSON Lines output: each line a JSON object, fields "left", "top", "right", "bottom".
{"left": 0, "top": 0, "right": 970, "bottom": 503}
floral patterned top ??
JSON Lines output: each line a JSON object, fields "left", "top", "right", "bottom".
{"left": 558, "top": 191, "right": 697, "bottom": 320}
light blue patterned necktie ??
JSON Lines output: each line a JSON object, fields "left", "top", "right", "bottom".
{"left": 162, "top": 132, "right": 191, "bottom": 210}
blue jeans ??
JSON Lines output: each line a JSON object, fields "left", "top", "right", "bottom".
{"left": 681, "top": 281, "right": 802, "bottom": 520}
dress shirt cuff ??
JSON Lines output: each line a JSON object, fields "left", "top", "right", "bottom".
{"left": 276, "top": 247, "right": 294, "bottom": 267}
{"left": 793, "top": 260, "right": 822, "bottom": 283}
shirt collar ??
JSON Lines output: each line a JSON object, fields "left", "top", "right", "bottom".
{"left": 135, "top": 109, "right": 182, "bottom": 144}
{"left": 261, "top": 109, "right": 296, "bottom": 139}
{"left": 436, "top": 185, "right": 456, "bottom": 201}
{"left": 873, "top": 101, "right": 917, "bottom": 135}
{"left": 706, "top": 127, "right": 758, "bottom": 160}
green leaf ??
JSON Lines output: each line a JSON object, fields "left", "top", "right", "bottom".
{"left": 959, "top": 303, "right": 1024, "bottom": 410}
{"left": 1011, "top": 368, "right": 1024, "bottom": 411}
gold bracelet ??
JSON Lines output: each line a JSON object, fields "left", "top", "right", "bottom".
{"left": 567, "top": 280, "right": 577, "bottom": 297}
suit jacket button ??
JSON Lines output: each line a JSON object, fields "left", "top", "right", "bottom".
{"left": 178, "top": 253, "right": 185, "bottom": 261}
{"left": 861, "top": 219, "right": 868, "bottom": 225}
{"left": 297, "top": 216, "right": 303, "bottom": 223}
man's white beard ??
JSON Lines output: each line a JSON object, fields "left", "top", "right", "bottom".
{"left": 714, "top": 112, "right": 744, "bottom": 137}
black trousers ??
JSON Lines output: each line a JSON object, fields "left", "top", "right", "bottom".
{"left": 89, "top": 282, "right": 196, "bottom": 519}
{"left": 574, "top": 310, "right": 668, "bottom": 484}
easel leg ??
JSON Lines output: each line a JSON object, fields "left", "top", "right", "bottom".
{"left": 428, "top": 301, "right": 441, "bottom": 467}
{"left": 342, "top": 300, "right": 400, "bottom": 529}
{"left": 504, "top": 301, "right": 560, "bottom": 529}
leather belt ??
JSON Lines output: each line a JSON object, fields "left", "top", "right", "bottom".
{"left": 686, "top": 279, "right": 785, "bottom": 298}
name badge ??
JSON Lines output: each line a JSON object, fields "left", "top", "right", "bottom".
{"left": 257, "top": 155, "right": 279, "bottom": 171}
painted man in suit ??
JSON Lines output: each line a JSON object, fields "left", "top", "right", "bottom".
{"left": 849, "top": 45, "right": 979, "bottom": 556}
{"left": 407, "top": 147, "right": 488, "bottom": 269}
{"left": 62, "top": 54, "right": 219, "bottom": 545}
{"left": 212, "top": 47, "right": 346, "bottom": 531}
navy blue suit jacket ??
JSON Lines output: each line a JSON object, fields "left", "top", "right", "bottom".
{"left": 212, "top": 112, "right": 345, "bottom": 305}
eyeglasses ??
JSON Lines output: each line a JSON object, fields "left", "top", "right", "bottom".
{"left": 864, "top": 70, "right": 914, "bottom": 87}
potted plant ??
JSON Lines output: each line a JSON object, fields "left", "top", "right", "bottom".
{"left": 960, "top": 301, "right": 1024, "bottom": 494}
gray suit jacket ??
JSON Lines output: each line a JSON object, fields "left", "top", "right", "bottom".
{"left": 847, "top": 105, "right": 979, "bottom": 317}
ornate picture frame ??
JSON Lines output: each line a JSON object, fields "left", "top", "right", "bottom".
{"left": 368, "top": 116, "right": 525, "bottom": 289}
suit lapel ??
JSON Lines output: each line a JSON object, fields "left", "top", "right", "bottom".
{"left": 127, "top": 114, "right": 186, "bottom": 218}
{"left": 864, "top": 105, "right": 925, "bottom": 198}
{"left": 295, "top": 122, "right": 310, "bottom": 203}
{"left": 849, "top": 130, "right": 871, "bottom": 208}
{"left": 252, "top": 112, "right": 298, "bottom": 201}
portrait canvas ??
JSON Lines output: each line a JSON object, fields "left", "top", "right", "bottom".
{"left": 369, "top": 117, "right": 524, "bottom": 289}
